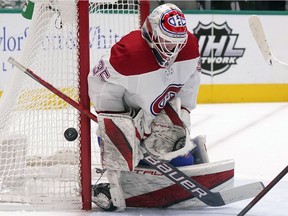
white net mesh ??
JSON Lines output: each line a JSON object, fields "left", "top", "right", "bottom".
{"left": 0, "top": 0, "right": 142, "bottom": 210}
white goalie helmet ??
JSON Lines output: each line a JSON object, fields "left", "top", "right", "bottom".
{"left": 142, "top": 3, "right": 188, "bottom": 67}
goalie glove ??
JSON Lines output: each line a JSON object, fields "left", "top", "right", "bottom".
{"left": 142, "top": 98, "right": 196, "bottom": 162}
{"left": 180, "top": 108, "right": 191, "bottom": 132}
{"left": 167, "top": 97, "right": 192, "bottom": 131}
{"left": 143, "top": 127, "right": 195, "bottom": 162}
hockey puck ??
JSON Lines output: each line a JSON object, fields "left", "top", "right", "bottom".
{"left": 64, "top": 127, "right": 78, "bottom": 141}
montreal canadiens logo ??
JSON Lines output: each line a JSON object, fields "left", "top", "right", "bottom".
{"left": 160, "top": 10, "right": 187, "bottom": 38}
{"left": 150, "top": 84, "right": 183, "bottom": 116}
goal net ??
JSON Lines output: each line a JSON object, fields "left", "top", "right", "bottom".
{"left": 0, "top": 0, "right": 149, "bottom": 210}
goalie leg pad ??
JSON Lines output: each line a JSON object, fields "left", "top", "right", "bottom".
{"left": 192, "top": 135, "right": 209, "bottom": 164}
{"left": 98, "top": 113, "right": 143, "bottom": 171}
{"left": 106, "top": 170, "right": 126, "bottom": 210}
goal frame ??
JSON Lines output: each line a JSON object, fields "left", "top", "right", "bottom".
{"left": 78, "top": 0, "right": 91, "bottom": 210}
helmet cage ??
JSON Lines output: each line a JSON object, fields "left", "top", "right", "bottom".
{"left": 151, "top": 33, "right": 187, "bottom": 61}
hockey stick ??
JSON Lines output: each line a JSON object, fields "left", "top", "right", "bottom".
{"left": 249, "top": 15, "right": 288, "bottom": 70}
{"left": 8, "top": 57, "right": 264, "bottom": 207}
{"left": 8, "top": 57, "right": 98, "bottom": 123}
{"left": 237, "top": 165, "right": 288, "bottom": 216}
{"left": 142, "top": 152, "right": 264, "bottom": 206}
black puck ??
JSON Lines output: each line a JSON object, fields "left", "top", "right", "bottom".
{"left": 64, "top": 127, "right": 78, "bottom": 141}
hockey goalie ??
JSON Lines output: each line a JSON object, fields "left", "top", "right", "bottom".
{"left": 88, "top": 3, "right": 263, "bottom": 211}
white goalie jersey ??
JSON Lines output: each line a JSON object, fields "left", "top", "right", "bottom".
{"left": 88, "top": 30, "right": 201, "bottom": 135}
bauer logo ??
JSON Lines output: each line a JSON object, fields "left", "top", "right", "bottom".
{"left": 193, "top": 21, "right": 245, "bottom": 76}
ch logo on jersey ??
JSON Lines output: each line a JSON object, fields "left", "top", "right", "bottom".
{"left": 160, "top": 10, "right": 187, "bottom": 38}
{"left": 193, "top": 21, "right": 245, "bottom": 76}
{"left": 150, "top": 84, "right": 183, "bottom": 116}
{"left": 92, "top": 59, "right": 110, "bottom": 81}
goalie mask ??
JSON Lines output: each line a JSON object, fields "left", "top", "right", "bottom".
{"left": 142, "top": 3, "right": 188, "bottom": 68}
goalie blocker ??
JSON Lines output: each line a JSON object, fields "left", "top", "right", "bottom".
{"left": 97, "top": 112, "right": 143, "bottom": 172}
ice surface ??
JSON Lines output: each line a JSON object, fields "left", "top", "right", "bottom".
{"left": 1, "top": 103, "right": 287, "bottom": 216}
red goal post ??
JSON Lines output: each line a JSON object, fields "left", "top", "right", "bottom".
{"left": 0, "top": 0, "right": 149, "bottom": 211}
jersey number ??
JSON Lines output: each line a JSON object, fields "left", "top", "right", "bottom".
{"left": 92, "top": 60, "right": 110, "bottom": 81}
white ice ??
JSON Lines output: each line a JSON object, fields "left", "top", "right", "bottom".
{"left": 1, "top": 102, "right": 287, "bottom": 216}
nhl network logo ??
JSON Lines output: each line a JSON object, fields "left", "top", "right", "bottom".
{"left": 193, "top": 21, "right": 245, "bottom": 76}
